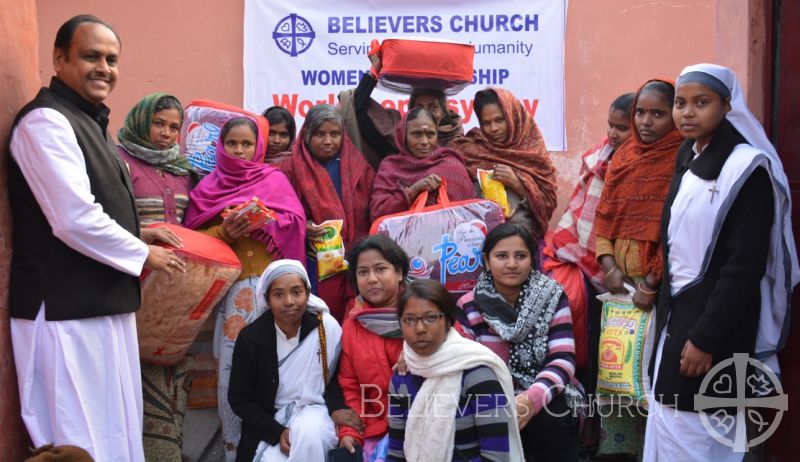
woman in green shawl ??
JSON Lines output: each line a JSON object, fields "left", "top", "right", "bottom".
{"left": 117, "top": 93, "right": 195, "bottom": 462}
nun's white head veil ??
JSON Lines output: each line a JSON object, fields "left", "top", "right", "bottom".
{"left": 255, "top": 259, "right": 329, "bottom": 314}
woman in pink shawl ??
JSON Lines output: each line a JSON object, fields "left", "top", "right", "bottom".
{"left": 370, "top": 108, "right": 475, "bottom": 220}
{"left": 183, "top": 116, "right": 305, "bottom": 462}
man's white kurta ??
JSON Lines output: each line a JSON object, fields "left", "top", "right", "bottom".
{"left": 10, "top": 108, "right": 149, "bottom": 462}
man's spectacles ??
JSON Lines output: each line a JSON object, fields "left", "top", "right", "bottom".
{"left": 400, "top": 313, "right": 446, "bottom": 327}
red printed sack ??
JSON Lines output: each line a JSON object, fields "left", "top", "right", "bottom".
{"left": 137, "top": 223, "right": 242, "bottom": 365}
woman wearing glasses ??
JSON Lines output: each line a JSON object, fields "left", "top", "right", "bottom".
{"left": 457, "top": 223, "right": 583, "bottom": 461}
{"left": 386, "top": 279, "right": 523, "bottom": 462}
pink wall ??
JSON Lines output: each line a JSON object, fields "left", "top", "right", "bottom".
{"left": 556, "top": 0, "right": 716, "bottom": 220}
{"left": 0, "top": 0, "right": 40, "bottom": 459}
{"left": 714, "top": 0, "right": 768, "bottom": 122}
{"left": 37, "top": 0, "right": 245, "bottom": 136}
{"left": 553, "top": 0, "right": 765, "bottom": 224}
{"left": 38, "top": 0, "right": 758, "bottom": 221}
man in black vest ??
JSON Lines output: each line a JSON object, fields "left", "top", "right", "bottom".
{"left": 8, "top": 15, "right": 185, "bottom": 461}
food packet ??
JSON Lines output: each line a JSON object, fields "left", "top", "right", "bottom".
{"left": 477, "top": 169, "right": 511, "bottom": 217}
{"left": 313, "top": 219, "right": 349, "bottom": 280}
{"left": 596, "top": 286, "right": 654, "bottom": 407}
{"left": 221, "top": 197, "right": 277, "bottom": 231}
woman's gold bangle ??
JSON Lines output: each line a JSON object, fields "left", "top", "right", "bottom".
{"left": 605, "top": 266, "right": 619, "bottom": 278}
{"left": 638, "top": 281, "right": 658, "bottom": 295}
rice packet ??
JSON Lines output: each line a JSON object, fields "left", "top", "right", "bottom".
{"left": 596, "top": 285, "right": 654, "bottom": 407}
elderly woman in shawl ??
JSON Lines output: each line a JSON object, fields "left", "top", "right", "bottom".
{"left": 280, "top": 104, "right": 374, "bottom": 321}
{"left": 228, "top": 259, "right": 354, "bottom": 462}
{"left": 387, "top": 279, "right": 523, "bottom": 462}
{"left": 184, "top": 117, "right": 306, "bottom": 462}
{"left": 593, "top": 79, "right": 683, "bottom": 458}
{"left": 116, "top": 93, "right": 195, "bottom": 461}
{"left": 337, "top": 54, "right": 465, "bottom": 170}
{"left": 450, "top": 88, "right": 558, "bottom": 239}
{"left": 370, "top": 108, "right": 475, "bottom": 220}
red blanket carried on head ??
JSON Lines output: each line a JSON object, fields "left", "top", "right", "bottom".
{"left": 280, "top": 128, "right": 374, "bottom": 248}
{"left": 450, "top": 88, "right": 557, "bottom": 238}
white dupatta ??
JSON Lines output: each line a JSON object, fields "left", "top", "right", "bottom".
{"left": 403, "top": 328, "right": 524, "bottom": 462}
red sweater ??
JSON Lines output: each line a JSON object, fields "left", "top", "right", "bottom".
{"left": 337, "top": 298, "right": 404, "bottom": 444}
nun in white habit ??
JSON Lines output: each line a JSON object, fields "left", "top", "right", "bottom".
{"left": 227, "top": 259, "right": 349, "bottom": 462}
{"left": 644, "top": 63, "right": 799, "bottom": 461}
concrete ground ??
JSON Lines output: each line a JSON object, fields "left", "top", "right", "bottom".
{"left": 183, "top": 408, "right": 223, "bottom": 462}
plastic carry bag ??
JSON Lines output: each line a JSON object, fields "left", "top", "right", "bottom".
{"left": 368, "top": 434, "right": 389, "bottom": 462}
{"left": 179, "top": 100, "right": 269, "bottom": 176}
{"left": 370, "top": 179, "right": 505, "bottom": 295}
{"left": 137, "top": 223, "right": 242, "bottom": 365}
{"left": 372, "top": 37, "right": 475, "bottom": 95}
{"left": 595, "top": 285, "right": 654, "bottom": 406}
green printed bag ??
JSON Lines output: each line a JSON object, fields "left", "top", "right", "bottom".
{"left": 596, "top": 289, "right": 655, "bottom": 407}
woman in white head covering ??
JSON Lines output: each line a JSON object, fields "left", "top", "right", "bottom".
{"left": 227, "top": 259, "right": 362, "bottom": 462}
{"left": 644, "top": 63, "right": 799, "bottom": 462}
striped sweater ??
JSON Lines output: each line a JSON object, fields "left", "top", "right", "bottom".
{"left": 457, "top": 291, "right": 577, "bottom": 415}
{"left": 387, "top": 366, "right": 512, "bottom": 461}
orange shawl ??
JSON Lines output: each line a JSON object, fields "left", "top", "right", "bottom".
{"left": 450, "top": 88, "right": 557, "bottom": 238}
{"left": 594, "top": 79, "right": 683, "bottom": 277}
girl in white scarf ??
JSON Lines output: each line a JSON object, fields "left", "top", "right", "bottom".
{"left": 387, "top": 279, "right": 524, "bottom": 462}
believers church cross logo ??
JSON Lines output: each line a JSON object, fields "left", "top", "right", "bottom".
{"left": 694, "top": 353, "right": 788, "bottom": 452}
{"left": 273, "top": 14, "right": 316, "bottom": 56}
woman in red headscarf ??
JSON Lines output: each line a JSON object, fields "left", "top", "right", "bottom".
{"left": 450, "top": 88, "right": 557, "bottom": 240}
{"left": 593, "top": 79, "right": 683, "bottom": 458}
{"left": 280, "top": 104, "right": 374, "bottom": 322}
{"left": 370, "top": 107, "right": 475, "bottom": 220}
{"left": 594, "top": 80, "right": 683, "bottom": 311}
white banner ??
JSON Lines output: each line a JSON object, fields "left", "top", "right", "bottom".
{"left": 244, "top": 0, "right": 567, "bottom": 150}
